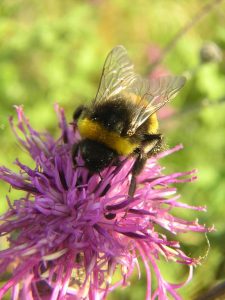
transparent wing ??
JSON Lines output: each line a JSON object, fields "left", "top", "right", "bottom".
{"left": 93, "top": 45, "right": 186, "bottom": 135}
{"left": 127, "top": 75, "right": 186, "bottom": 135}
{"left": 94, "top": 45, "right": 137, "bottom": 104}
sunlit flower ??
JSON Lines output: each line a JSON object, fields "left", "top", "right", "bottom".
{"left": 0, "top": 105, "right": 212, "bottom": 300}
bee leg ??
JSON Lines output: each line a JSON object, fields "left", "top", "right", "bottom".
{"left": 72, "top": 143, "right": 79, "bottom": 165}
{"left": 128, "top": 134, "right": 163, "bottom": 197}
{"left": 73, "top": 105, "right": 85, "bottom": 121}
{"left": 129, "top": 152, "right": 147, "bottom": 197}
{"left": 148, "top": 135, "right": 163, "bottom": 157}
{"left": 143, "top": 134, "right": 163, "bottom": 157}
{"left": 112, "top": 156, "right": 121, "bottom": 167}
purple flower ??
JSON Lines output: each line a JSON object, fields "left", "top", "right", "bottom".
{"left": 0, "top": 105, "right": 212, "bottom": 300}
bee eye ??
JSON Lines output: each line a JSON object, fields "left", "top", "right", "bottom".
{"left": 91, "top": 114, "right": 99, "bottom": 121}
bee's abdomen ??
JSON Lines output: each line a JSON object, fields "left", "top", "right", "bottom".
{"left": 147, "top": 113, "right": 159, "bottom": 134}
{"left": 77, "top": 118, "right": 138, "bottom": 155}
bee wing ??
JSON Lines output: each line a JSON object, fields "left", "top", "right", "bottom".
{"left": 94, "top": 45, "right": 137, "bottom": 104}
{"left": 126, "top": 75, "right": 186, "bottom": 135}
{"left": 93, "top": 45, "right": 186, "bottom": 135}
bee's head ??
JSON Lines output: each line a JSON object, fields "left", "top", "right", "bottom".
{"left": 79, "top": 139, "right": 117, "bottom": 173}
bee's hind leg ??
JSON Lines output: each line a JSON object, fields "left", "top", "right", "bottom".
{"left": 129, "top": 152, "right": 147, "bottom": 197}
{"left": 128, "top": 134, "right": 163, "bottom": 197}
{"left": 145, "top": 133, "right": 164, "bottom": 157}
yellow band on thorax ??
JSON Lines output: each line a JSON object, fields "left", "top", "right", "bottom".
{"left": 77, "top": 118, "right": 138, "bottom": 155}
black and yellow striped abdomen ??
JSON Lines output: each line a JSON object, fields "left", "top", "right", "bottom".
{"left": 77, "top": 112, "right": 159, "bottom": 156}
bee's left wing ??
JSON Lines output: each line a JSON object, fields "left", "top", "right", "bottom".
{"left": 93, "top": 45, "right": 137, "bottom": 105}
{"left": 126, "top": 75, "right": 186, "bottom": 135}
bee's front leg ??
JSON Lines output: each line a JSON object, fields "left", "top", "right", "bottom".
{"left": 73, "top": 105, "right": 85, "bottom": 121}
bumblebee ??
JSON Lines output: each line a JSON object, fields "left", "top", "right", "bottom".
{"left": 72, "top": 45, "right": 186, "bottom": 196}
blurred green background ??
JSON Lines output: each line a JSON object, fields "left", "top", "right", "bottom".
{"left": 0, "top": 0, "right": 225, "bottom": 299}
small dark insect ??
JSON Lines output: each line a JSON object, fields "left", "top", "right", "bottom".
{"left": 72, "top": 45, "right": 186, "bottom": 196}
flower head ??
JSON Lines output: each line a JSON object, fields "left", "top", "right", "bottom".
{"left": 0, "top": 105, "right": 212, "bottom": 300}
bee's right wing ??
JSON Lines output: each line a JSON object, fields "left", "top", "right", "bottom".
{"left": 93, "top": 45, "right": 137, "bottom": 104}
{"left": 126, "top": 75, "right": 186, "bottom": 135}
